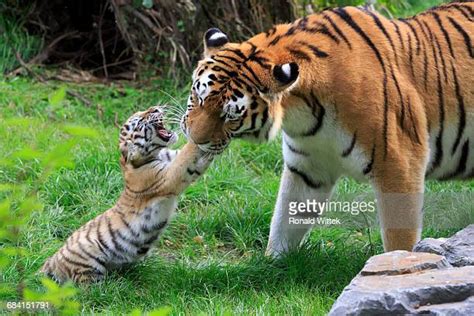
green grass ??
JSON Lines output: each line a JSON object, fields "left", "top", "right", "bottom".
{"left": 401, "top": 0, "right": 446, "bottom": 17}
{"left": 0, "top": 14, "right": 43, "bottom": 74}
{"left": 1, "top": 77, "right": 471, "bottom": 315}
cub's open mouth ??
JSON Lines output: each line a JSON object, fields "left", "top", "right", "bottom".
{"left": 158, "top": 128, "right": 173, "bottom": 141}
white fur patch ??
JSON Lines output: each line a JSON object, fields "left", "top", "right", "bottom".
{"left": 426, "top": 120, "right": 474, "bottom": 179}
{"left": 224, "top": 95, "right": 249, "bottom": 119}
{"left": 191, "top": 70, "right": 213, "bottom": 103}
{"left": 209, "top": 32, "right": 227, "bottom": 41}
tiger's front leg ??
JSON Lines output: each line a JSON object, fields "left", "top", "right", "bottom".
{"left": 266, "top": 165, "right": 336, "bottom": 258}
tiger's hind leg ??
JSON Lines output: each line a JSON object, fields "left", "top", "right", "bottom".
{"left": 372, "top": 155, "right": 426, "bottom": 252}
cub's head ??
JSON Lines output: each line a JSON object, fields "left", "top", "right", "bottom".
{"left": 181, "top": 28, "right": 299, "bottom": 154}
{"left": 120, "top": 106, "right": 177, "bottom": 168}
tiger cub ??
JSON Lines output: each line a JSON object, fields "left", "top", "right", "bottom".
{"left": 40, "top": 106, "right": 212, "bottom": 283}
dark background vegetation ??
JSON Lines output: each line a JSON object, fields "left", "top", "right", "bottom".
{"left": 1, "top": 0, "right": 443, "bottom": 80}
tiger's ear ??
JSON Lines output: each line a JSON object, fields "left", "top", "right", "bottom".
{"left": 203, "top": 28, "right": 229, "bottom": 57}
{"left": 272, "top": 62, "right": 299, "bottom": 90}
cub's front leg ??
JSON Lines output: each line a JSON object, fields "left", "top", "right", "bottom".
{"left": 159, "top": 143, "right": 214, "bottom": 195}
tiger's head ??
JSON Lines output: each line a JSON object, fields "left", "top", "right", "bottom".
{"left": 181, "top": 28, "right": 300, "bottom": 154}
{"left": 119, "top": 106, "right": 177, "bottom": 168}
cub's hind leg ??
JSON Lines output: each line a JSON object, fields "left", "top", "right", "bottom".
{"left": 73, "top": 268, "right": 106, "bottom": 284}
{"left": 371, "top": 153, "right": 427, "bottom": 252}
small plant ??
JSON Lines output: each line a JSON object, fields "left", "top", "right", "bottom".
{"left": 0, "top": 88, "right": 93, "bottom": 314}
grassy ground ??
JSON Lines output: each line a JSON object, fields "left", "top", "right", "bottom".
{"left": 1, "top": 76, "right": 471, "bottom": 315}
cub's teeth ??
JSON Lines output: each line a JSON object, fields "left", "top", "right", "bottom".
{"left": 158, "top": 129, "right": 171, "bottom": 140}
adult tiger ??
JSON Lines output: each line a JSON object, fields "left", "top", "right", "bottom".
{"left": 181, "top": 2, "right": 473, "bottom": 257}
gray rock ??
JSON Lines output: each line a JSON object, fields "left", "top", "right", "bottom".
{"left": 329, "top": 263, "right": 474, "bottom": 316}
{"left": 330, "top": 226, "right": 474, "bottom": 315}
{"left": 413, "top": 224, "right": 474, "bottom": 267}
{"left": 413, "top": 237, "right": 447, "bottom": 255}
{"left": 416, "top": 296, "right": 474, "bottom": 315}
{"left": 441, "top": 224, "right": 474, "bottom": 267}
{"left": 361, "top": 250, "right": 451, "bottom": 276}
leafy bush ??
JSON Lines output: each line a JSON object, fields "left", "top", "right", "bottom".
{"left": 0, "top": 89, "right": 94, "bottom": 314}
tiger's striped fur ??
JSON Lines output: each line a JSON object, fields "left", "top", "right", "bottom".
{"left": 40, "top": 106, "right": 212, "bottom": 283}
{"left": 181, "top": 2, "right": 473, "bottom": 256}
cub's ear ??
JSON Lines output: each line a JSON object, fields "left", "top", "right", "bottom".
{"left": 203, "top": 28, "right": 229, "bottom": 57}
{"left": 272, "top": 62, "right": 299, "bottom": 88}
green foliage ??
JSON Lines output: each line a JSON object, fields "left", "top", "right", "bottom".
{"left": 303, "top": 0, "right": 446, "bottom": 17}
{"left": 142, "top": 0, "right": 154, "bottom": 9}
{"left": 0, "top": 87, "right": 92, "bottom": 314}
{"left": 23, "top": 278, "right": 79, "bottom": 315}
{"left": 130, "top": 306, "right": 173, "bottom": 316}
{"left": 48, "top": 86, "right": 67, "bottom": 107}
{"left": 402, "top": 0, "right": 446, "bottom": 17}
{"left": 0, "top": 14, "right": 43, "bottom": 74}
